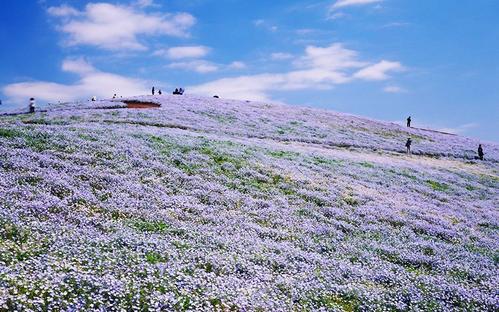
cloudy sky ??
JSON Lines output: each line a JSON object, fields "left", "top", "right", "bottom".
{"left": 0, "top": 0, "right": 498, "bottom": 141}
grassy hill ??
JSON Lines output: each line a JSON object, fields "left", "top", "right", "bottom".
{"left": 0, "top": 95, "right": 498, "bottom": 311}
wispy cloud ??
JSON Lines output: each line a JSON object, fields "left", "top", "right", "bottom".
{"left": 134, "top": 0, "right": 156, "bottom": 8}
{"left": 228, "top": 61, "right": 247, "bottom": 70}
{"left": 353, "top": 61, "right": 404, "bottom": 80}
{"left": 271, "top": 52, "right": 294, "bottom": 61}
{"left": 383, "top": 85, "right": 407, "bottom": 93}
{"left": 3, "top": 58, "right": 149, "bottom": 103}
{"left": 47, "top": 4, "right": 81, "bottom": 17}
{"left": 168, "top": 60, "right": 218, "bottom": 73}
{"left": 190, "top": 43, "right": 403, "bottom": 101}
{"left": 253, "top": 19, "right": 278, "bottom": 32}
{"left": 382, "top": 22, "right": 411, "bottom": 28}
{"left": 47, "top": 2, "right": 195, "bottom": 50}
{"left": 331, "top": 0, "right": 383, "bottom": 9}
{"left": 154, "top": 46, "right": 210, "bottom": 59}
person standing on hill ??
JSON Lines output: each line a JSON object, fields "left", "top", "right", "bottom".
{"left": 405, "top": 138, "right": 412, "bottom": 155}
{"left": 158, "top": 89, "right": 162, "bottom": 95}
{"left": 407, "top": 116, "right": 412, "bottom": 127}
{"left": 152, "top": 86, "right": 155, "bottom": 95}
{"left": 29, "top": 98, "right": 36, "bottom": 113}
{"left": 478, "top": 144, "right": 484, "bottom": 160}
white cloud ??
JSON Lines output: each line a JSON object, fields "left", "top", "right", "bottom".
{"left": 61, "top": 58, "right": 96, "bottom": 74}
{"left": 154, "top": 46, "right": 210, "bottom": 59}
{"left": 331, "top": 0, "right": 383, "bottom": 9}
{"left": 271, "top": 52, "right": 294, "bottom": 60}
{"left": 295, "top": 29, "right": 316, "bottom": 35}
{"left": 296, "top": 44, "right": 367, "bottom": 70}
{"left": 253, "top": 19, "right": 265, "bottom": 26}
{"left": 48, "top": 3, "right": 195, "bottom": 50}
{"left": 47, "top": 4, "right": 81, "bottom": 17}
{"left": 353, "top": 60, "right": 404, "bottom": 80}
{"left": 190, "top": 43, "right": 403, "bottom": 101}
{"left": 228, "top": 61, "right": 247, "bottom": 70}
{"left": 3, "top": 58, "right": 149, "bottom": 103}
{"left": 383, "top": 85, "right": 406, "bottom": 93}
{"left": 168, "top": 60, "right": 218, "bottom": 73}
{"left": 135, "top": 0, "right": 155, "bottom": 8}
{"left": 327, "top": 12, "right": 347, "bottom": 20}
{"left": 382, "top": 22, "right": 410, "bottom": 28}
{"left": 253, "top": 19, "right": 278, "bottom": 32}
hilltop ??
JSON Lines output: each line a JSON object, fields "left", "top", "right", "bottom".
{"left": 0, "top": 95, "right": 498, "bottom": 311}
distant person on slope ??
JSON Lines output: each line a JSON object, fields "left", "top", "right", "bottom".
{"left": 405, "top": 138, "right": 412, "bottom": 155}
{"left": 407, "top": 116, "right": 411, "bottom": 127}
{"left": 29, "top": 98, "right": 36, "bottom": 113}
{"left": 158, "top": 89, "right": 162, "bottom": 95}
{"left": 152, "top": 87, "right": 155, "bottom": 95}
{"left": 179, "top": 88, "right": 184, "bottom": 95}
{"left": 173, "top": 88, "right": 179, "bottom": 95}
{"left": 478, "top": 144, "right": 484, "bottom": 160}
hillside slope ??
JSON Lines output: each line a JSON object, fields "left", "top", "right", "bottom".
{"left": 0, "top": 95, "right": 498, "bottom": 311}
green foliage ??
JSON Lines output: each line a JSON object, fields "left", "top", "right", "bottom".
{"left": 78, "top": 133, "right": 98, "bottom": 142}
{"left": 131, "top": 220, "right": 170, "bottom": 233}
{"left": 23, "top": 118, "right": 69, "bottom": 126}
{"left": 0, "top": 128, "right": 21, "bottom": 138}
{"left": 301, "top": 292, "right": 361, "bottom": 311}
{"left": 174, "top": 296, "right": 191, "bottom": 311}
{"left": 426, "top": 180, "right": 449, "bottom": 192}
{"left": 145, "top": 251, "right": 168, "bottom": 264}
{"left": 0, "top": 220, "right": 30, "bottom": 244}
{"left": 0, "top": 219, "right": 50, "bottom": 265}
{"left": 50, "top": 184, "right": 73, "bottom": 199}
{"left": 359, "top": 161, "right": 374, "bottom": 168}
{"left": 17, "top": 176, "right": 43, "bottom": 186}
{"left": 311, "top": 156, "right": 342, "bottom": 167}
{"left": 465, "top": 184, "right": 476, "bottom": 191}
{"left": 267, "top": 150, "right": 299, "bottom": 159}
{"left": 342, "top": 195, "right": 359, "bottom": 206}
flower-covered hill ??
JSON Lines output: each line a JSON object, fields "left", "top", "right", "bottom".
{"left": 0, "top": 95, "right": 498, "bottom": 311}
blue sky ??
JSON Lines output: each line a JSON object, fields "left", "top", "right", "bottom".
{"left": 1, "top": 0, "right": 498, "bottom": 142}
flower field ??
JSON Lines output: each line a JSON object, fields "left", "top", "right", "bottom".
{"left": 0, "top": 95, "right": 498, "bottom": 311}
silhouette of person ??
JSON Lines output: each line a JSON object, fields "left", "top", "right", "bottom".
{"left": 29, "top": 98, "right": 36, "bottom": 113}
{"left": 407, "top": 116, "right": 411, "bottom": 127}
{"left": 158, "top": 89, "right": 162, "bottom": 95}
{"left": 152, "top": 87, "right": 155, "bottom": 95}
{"left": 173, "top": 88, "right": 179, "bottom": 95}
{"left": 405, "top": 138, "right": 412, "bottom": 155}
{"left": 478, "top": 144, "right": 484, "bottom": 160}
{"left": 113, "top": 94, "right": 117, "bottom": 99}
{"left": 179, "top": 88, "right": 184, "bottom": 95}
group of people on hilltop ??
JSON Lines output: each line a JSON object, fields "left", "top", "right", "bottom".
{"left": 152, "top": 87, "right": 163, "bottom": 95}
{"left": 151, "top": 86, "right": 184, "bottom": 96}
{"left": 404, "top": 115, "right": 486, "bottom": 160}
{"left": 172, "top": 88, "right": 184, "bottom": 95}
